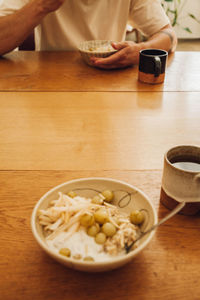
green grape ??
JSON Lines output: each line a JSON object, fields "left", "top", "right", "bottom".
{"left": 102, "top": 222, "right": 116, "bottom": 237}
{"left": 101, "top": 190, "right": 114, "bottom": 202}
{"left": 130, "top": 210, "right": 145, "bottom": 225}
{"left": 87, "top": 223, "right": 100, "bottom": 237}
{"left": 94, "top": 208, "right": 108, "bottom": 224}
{"left": 80, "top": 213, "right": 95, "bottom": 227}
{"left": 59, "top": 248, "right": 71, "bottom": 257}
{"left": 95, "top": 232, "right": 106, "bottom": 244}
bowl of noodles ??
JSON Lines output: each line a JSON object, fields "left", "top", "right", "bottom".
{"left": 31, "top": 177, "right": 157, "bottom": 272}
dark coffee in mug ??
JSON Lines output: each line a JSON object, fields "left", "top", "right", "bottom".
{"left": 138, "top": 49, "right": 168, "bottom": 84}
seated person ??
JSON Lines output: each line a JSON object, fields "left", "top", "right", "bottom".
{"left": 0, "top": 0, "right": 177, "bottom": 69}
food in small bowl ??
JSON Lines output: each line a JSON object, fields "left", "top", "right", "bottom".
{"left": 31, "top": 178, "right": 157, "bottom": 272}
{"left": 78, "top": 40, "right": 117, "bottom": 66}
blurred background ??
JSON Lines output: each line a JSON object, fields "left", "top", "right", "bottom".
{"left": 126, "top": 0, "right": 200, "bottom": 51}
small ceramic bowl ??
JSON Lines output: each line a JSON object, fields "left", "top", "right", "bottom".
{"left": 31, "top": 177, "right": 157, "bottom": 272}
{"left": 78, "top": 40, "right": 117, "bottom": 66}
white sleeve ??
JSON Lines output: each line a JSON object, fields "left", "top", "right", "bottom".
{"left": 0, "top": 0, "right": 29, "bottom": 16}
{"left": 129, "top": 0, "right": 170, "bottom": 37}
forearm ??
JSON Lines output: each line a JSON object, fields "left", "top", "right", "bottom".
{"left": 0, "top": 1, "right": 48, "bottom": 55}
{"left": 140, "top": 24, "right": 177, "bottom": 54}
{"left": 0, "top": 1, "right": 46, "bottom": 55}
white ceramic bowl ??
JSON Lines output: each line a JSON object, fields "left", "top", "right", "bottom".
{"left": 78, "top": 40, "right": 117, "bottom": 66}
{"left": 31, "top": 177, "right": 157, "bottom": 272}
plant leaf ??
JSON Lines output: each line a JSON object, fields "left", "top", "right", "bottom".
{"left": 172, "top": 8, "right": 178, "bottom": 26}
{"left": 188, "top": 13, "right": 196, "bottom": 19}
{"left": 168, "top": 9, "right": 177, "bottom": 14}
{"left": 183, "top": 27, "right": 192, "bottom": 33}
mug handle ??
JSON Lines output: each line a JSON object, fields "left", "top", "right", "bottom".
{"left": 194, "top": 173, "right": 200, "bottom": 200}
{"left": 194, "top": 173, "right": 200, "bottom": 184}
{"left": 153, "top": 56, "right": 161, "bottom": 77}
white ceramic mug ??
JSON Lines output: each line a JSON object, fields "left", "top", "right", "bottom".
{"left": 160, "top": 145, "right": 200, "bottom": 215}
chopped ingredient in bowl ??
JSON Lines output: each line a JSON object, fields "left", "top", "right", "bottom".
{"left": 88, "top": 45, "right": 115, "bottom": 52}
{"left": 38, "top": 191, "right": 142, "bottom": 262}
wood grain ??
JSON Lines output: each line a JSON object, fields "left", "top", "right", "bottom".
{"left": 1, "top": 50, "right": 200, "bottom": 300}
{"left": 0, "top": 91, "right": 199, "bottom": 170}
{"left": 0, "top": 51, "right": 200, "bottom": 92}
{"left": 0, "top": 170, "right": 200, "bottom": 300}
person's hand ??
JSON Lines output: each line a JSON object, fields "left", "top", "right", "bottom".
{"left": 35, "top": 0, "right": 65, "bottom": 14}
{"left": 90, "top": 41, "right": 143, "bottom": 69}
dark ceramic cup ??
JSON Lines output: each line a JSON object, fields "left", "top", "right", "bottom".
{"left": 138, "top": 49, "right": 168, "bottom": 84}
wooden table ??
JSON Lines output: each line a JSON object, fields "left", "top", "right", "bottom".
{"left": 1, "top": 51, "right": 200, "bottom": 92}
{"left": 0, "top": 51, "right": 200, "bottom": 300}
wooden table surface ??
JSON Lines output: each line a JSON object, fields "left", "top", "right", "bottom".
{"left": 1, "top": 51, "right": 200, "bottom": 92}
{"left": 0, "top": 51, "right": 200, "bottom": 300}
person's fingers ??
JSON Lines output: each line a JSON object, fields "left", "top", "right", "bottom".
{"left": 91, "top": 49, "right": 126, "bottom": 65}
{"left": 111, "top": 41, "right": 129, "bottom": 50}
{"left": 90, "top": 42, "right": 137, "bottom": 69}
{"left": 91, "top": 57, "right": 128, "bottom": 69}
{"left": 90, "top": 42, "right": 130, "bottom": 65}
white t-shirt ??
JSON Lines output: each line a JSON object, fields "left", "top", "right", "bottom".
{"left": 0, "top": 0, "right": 170, "bottom": 51}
